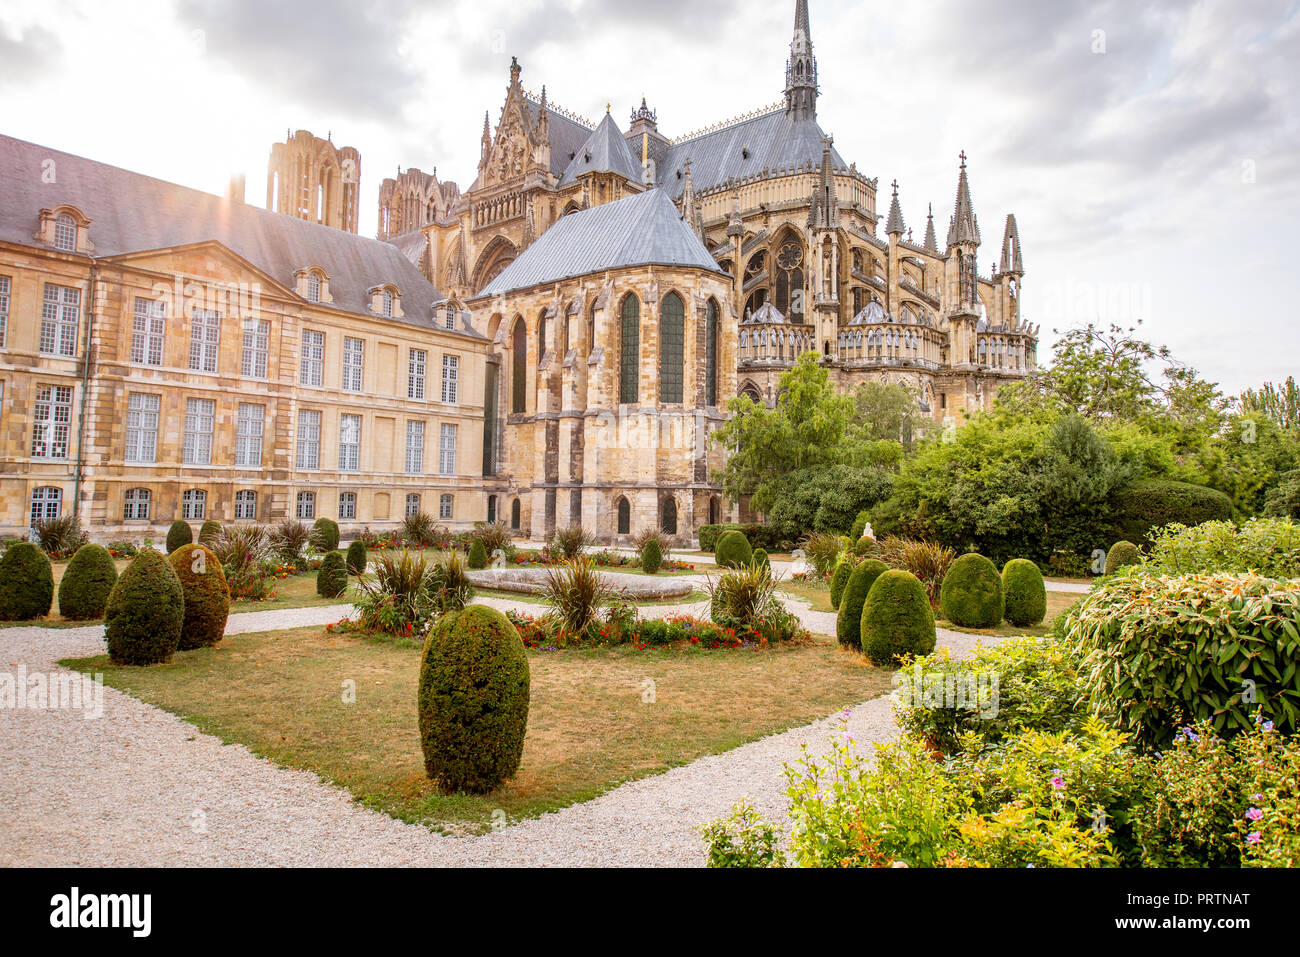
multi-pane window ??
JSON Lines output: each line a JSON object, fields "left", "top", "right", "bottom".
{"left": 300, "top": 330, "right": 324, "bottom": 386}
{"left": 406, "top": 493, "right": 421, "bottom": 517}
{"left": 306, "top": 273, "right": 321, "bottom": 303}
{"left": 234, "top": 490, "right": 258, "bottom": 520}
{"left": 705, "top": 298, "right": 719, "bottom": 407}
{"left": 338, "top": 492, "right": 356, "bottom": 520}
{"left": 189, "top": 310, "right": 220, "bottom": 373}
{"left": 296, "top": 491, "right": 315, "bottom": 520}
{"left": 405, "top": 420, "right": 424, "bottom": 475}
{"left": 40, "top": 284, "right": 80, "bottom": 357}
{"left": 0, "top": 275, "right": 11, "bottom": 347}
{"left": 342, "top": 337, "right": 364, "bottom": 392}
{"left": 53, "top": 214, "right": 77, "bottom": 251}
{"left": 339, "top": 413, "right": 361, "bottom": 471}
{"left": 241, "top": 318, "right": 269, "bottom": 379}
{"left": 439, "top": 423, "right": 456, "bottom": 476}
{"left": 124, "top": 393, "right": 160, "bottom": 463}
{"left": 183, "top": 398, "right": 215, "bottom": 465}
{"left": 441, "top": 354, "right": 458, "bottom": 404}
{"left": 296, "top": 409, "right": 321, "bottom": 469}
{"left": 444, "top": 304, "right": 456, "bottom": 330}
{"left": 381, "top": 290, "right": 394, "bottom": 317}
{"left": 182, "top": 489, "right": 206, "bottom": 520}
{"left": 131, "top": 298, "right": 166, "bottom": 365}
{"left": 123, "top": 488, "right": 151, "bottom": 521}
{"left": 439, "top": 494, "right": 453, "bottom": 519}
{"left": 31, "top": 385, "right": 73, "bottom": 459}
{"left": 408, "top": 349, "right": 426, "bottom": 400}
{"left": 30, "top": 487, "right": 61, "bottom": 526}
{"left": 619, "top": 294, "right": 639, "bottom": 404}
{"left": 659, "top": 292, "right": 684, "bottom": 404}
{"left": 235, "top": 403, "right": 264, "bottom": 467}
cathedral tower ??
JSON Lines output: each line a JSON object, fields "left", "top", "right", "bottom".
{"left": 267, "top": 130, "right": 361, "bottom": 233}
{"left": 785, "top": 0, "right": 818, "bottom": 119}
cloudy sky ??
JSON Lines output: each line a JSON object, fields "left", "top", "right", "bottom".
{"left": 1, "top": 0, "right": 1296, "bottom": 395}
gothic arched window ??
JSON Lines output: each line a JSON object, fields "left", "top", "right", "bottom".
{"left": 705, "top": 298, "right": 719, "bottom": 406}
{"left": 774, "top": 240, "right": 804, "bottom": 320}
{"left": 616, "top": 496, "right": 630, "bottom": 535}
{"left": 511, "top": 317, "right": 527, "bottom": 413}
{"left": 511, "top": 497, "right": 521, "bottom": 530}
{"left": 619, "top": 294, "right": 640, "bottom": 404}
{"left": 661, "top": 497, "right": 677, "bottom": 535}
{"left": 660, "top": 292, "right": 684, "bottom": 403}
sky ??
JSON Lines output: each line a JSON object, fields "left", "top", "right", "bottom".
{"left": 1, "top": 0, "right": 1296, "bottom": 396}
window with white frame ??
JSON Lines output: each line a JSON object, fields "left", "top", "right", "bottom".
{"left": 296, "top": 409, "right": 321, "bottom": 469}
{"left": 296, "top": 491, "right": 315, "bottom": 519}
{"left": 182, "top": 488, "right": 206, "bottom": 520}
{"left": 189, "top": 309, "right": 220, "bottom": 373}
{"left": 241, "top": 318, "right": 269, "bottom": 379}
{"left": 444, "top": 304, "right": 455, "bottom": 330}
{"left": 235, "top": 403, "right": 264, "bottom": 467}
{"left": 306, "top": 272, "right": 321, "bottom": 303}
{"left": 439, "top": 423, "right": 456, "bottom": 476}
{"left": 123, "top": 488, "right": 151, "bottom": 521}
{"left": 339, "top": 413, "right": 361, "bottom": 471}
{"left": 439, "top": 494, "right": 453, "bottom": 519}
{"left": 0, "top": 275, "right": 11, "bottom": 347}
{"left": 131, "top": 298, "right": 166, "bottom": 365}
{"left": 124, "top": 393, "right": 160, "bottom": 463}
{"left": 31, "top": 384, "right": 73, "bottom": 459}
{"left": 53, "top": 214, "right": 77, "bottom": 251}
{"left": 183, "top": 397, "right": 216, "bottom": 465}
{"left": 405, "top": 493, "right": 421, "bottom": 517}
{"left": 338, "top": 491, "right": 356, "bottom": 519}
{"left": 300, "top": 329, "right": 324, "bottom": 386}
{"left": 40, "top": 284, "right": 80, "bottom": 357}
{"left": 30, "top": 486, "right": 62, "bottom": 526}
{"left": 405, "top": 420, "right": 423, "bottom": 475}
{"left": 408, "top": 349, "right": 426, "bottom": 399}
{"left": 441, "top": 354, "right": 458, "bottom": 404}
{"left": 342, "top": 337, "right": 364, "bottom": 392}
{"left": 234, "top": 489, "right": 257, "bottom": 520}
{"left": 381, "top": 289, "right": 394, "bottom": 317}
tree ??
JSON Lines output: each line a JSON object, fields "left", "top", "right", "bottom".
{"left": 1236, "top": 376, "right": 1300, "bottom": 433}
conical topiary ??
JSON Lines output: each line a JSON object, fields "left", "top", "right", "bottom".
{"left": 829, "top": 556, "right": 854, "bottom": 610}
{"left": 57, "top": 543, "right": 118, "bottom": 620}
{"left": 861, "top": 570, "right": 936, "bottom": 666}
{"left": 166, "top": 520, "right": 193, "bottom": 554}
{"left": 168, "top": 543, "right": 230, "bottom": 650}
{"left": 310, "top": 517, "right": 340, "bottom": 552}
{"left": 105, "top": 548, "right": 184, "bottom": 665}
{"left": 0, "top": 541, "right": 55, "bottom": 620}
{"left": 715, "top": 530, "right": 752, "bottom": 569}
{"left": 467, "top": 539, "right": 489, "bottom": 570}
{"left": 198, "top": 520, "right": 223, "bottom": 546}
{"left": 346, "top": 540, "right": 368, "bottom": 575}
{"left": 1002, "top": 558, "right": 1047, "bottom": 627}
{"left": 836, "top": 558, "right": 888, "bottom": 649}
{"left": 316, "top": 551, "right": 349, "bottom": 598}
{"left": 641, "top": 538, "right": 663, "bottom": 574}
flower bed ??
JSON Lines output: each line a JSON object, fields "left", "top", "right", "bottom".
{"left": 504, "top": 609, "right": 783, "bottom": 651}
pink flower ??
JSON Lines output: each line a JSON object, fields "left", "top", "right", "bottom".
{"left": 1050, "top": 776, "right": 1065, "bottom": 791}
{"left": 1246, "top": 832, "right": 1262, "bottom": 844}
{"left": 1245, "top": 807, "right": 1263, "bottom": 822}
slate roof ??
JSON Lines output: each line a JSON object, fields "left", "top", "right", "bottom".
{"left": 477, "top": 188, "right": 723, "bottom": 297}
{"left": 524, "top": 97, "right": 595, "bottom": 176}
{"left": 558, "top": 113, "right": 643, "bottom": 186}
{"left": 0, "top": 133, "right": 446, "bottom": 324}
{"left": 654, "top": 107, "right": 845, "bottom": 200}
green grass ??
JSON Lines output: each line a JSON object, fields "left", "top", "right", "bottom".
{"left": 937, "top": 590, "right": 1080, "bottom": 638}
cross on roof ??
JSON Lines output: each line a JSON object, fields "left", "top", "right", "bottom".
{"left": 959, "top": 150, "right": 967, "bottom": 168}
{"left": 891, "top": 179, "right": 899, "bottom": 195}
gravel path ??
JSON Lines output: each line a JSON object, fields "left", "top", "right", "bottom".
{"left": 1, "top": 588, "right": 998, "bottom": 867}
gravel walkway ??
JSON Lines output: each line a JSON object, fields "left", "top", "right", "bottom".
{"left": 1, "top": 588, "right": 997, "bottom": 867}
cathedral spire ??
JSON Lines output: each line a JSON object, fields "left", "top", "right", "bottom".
{"left": 784, "top": 0, "right": 818, "bottom": 120}
{"left": 923, "top": 203, "right": 938, "bottom": 252}
{"left": 946, "top": 151, "right": 981, "bottom": 249}
{"left": 680, "top": 158, "right": 702, "bottom": 238}
{"left": 480, "top": 111, "right": 491, "bottom": 160}
{"left": 885, "top": 179, "right": 905, "bottom": 237}
{"left": 1000, "top": 213, "right": 1023, "bottom": 274}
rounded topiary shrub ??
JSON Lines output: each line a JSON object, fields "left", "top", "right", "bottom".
{"left": 0, "top": 542, "right": 55, "bottom": 621}
{"left": 861, "top": 570, "right": 937, "bottom": 666}
{"left": 310, "top": 517, "right": 340, "bottom": 552}
{"left": 198, "top": 520, "right": 223, "bottom": 546}
{"left": 1002, "top": 558, "right": 1047, "bottom": 627}
{"left": 641, "top": 538, "right": 663, "bottom": 575}
{"left": 168, "top": 544, "right": 230, "bottom": 651}
{"left": 836, "top": 558, "right": 888, "bottom": 649}
{"left": 1105, "top": 540, "right": 1142, "bottom": 575}
{"left": 714, "top": 530, "right": 753, "bottom": 569}
{"left": 418, "top": 605, "right": 530, "bottom": 794}
{"left": 853, "top": 535, "right": 880, "bottom": 557}
{"left": 467, "top": 539, "right": 489, "bottom": 570}
{"left": 939, "top": 553, "right": 1005, "bottom": 628}
{"left": 752, "top": 547, "right": 770, "bottom": 570}
{"left": 57, "top": 543, "right": 118, "bottom": 620}
{"left": 166, "top": 520, "right": 193, "bottom": 554}
{"left": 316, "top": 551, "right": 349, "bottom": 598}
{"left": 1111, "top": 479, "right": 1233, "bottom": 545}
{"left": 105, "top": 548, "right": 184, "bottom": 665}
{"left": 346, "top": 540, "right": 368, "bottom": 575}
{"left": 829, "top": 557, "right": 854, "bottom": 610}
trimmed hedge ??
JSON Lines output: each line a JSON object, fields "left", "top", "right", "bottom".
{"left": 752, "top": 547, "right": 770, "bottom": 571}
{"left": 310, "top": 517, "right": 340, "bottom": 552}
{"left": 198, "top": 520, "right": 223, "bottom": 546}
{"left": 166, "top": 520, "right": 193, "bottom": 554}
{"left": 168, "top": 544, "right": 230, "bottom": 650}
{"left": 105, "top": 548, "right": 184, "bottom": 665}
{"left": 418, "top": 605, "right": 530, "bottom": 794}
{"left": 829, "top": 557, "right": 854, "bottom": 610}
{"left": 346, "top": 540, "right": 368, "bottom": 575}
{"left": 1002, "top": 558, "right": 1047, "bottom": 627}
{"left": 1105, "top": 540, "right": 1142, "bottom": 575}
{"left": 715, "top": 530, "right": 753, "bottom": 569}
{"left": 1111, "top": 479, "right": 1234, "bottom": 545}
{"left": 940, "top": 553, "right": 1005, "bottom": 628}
{"left": 860, "top": 569, "right": 937, "bottom": 666}
{"left": 316, "top": 551, "right": 349, "bottom": 598}
{"left": 0, "top": 542, "right": 55, "bottom": 621}
{"left": 467, "top": 539, "right": 489, "bottom": 570}
{"left": 836, "top": 558, "right": 888, "bottom": 649}
{"left": 57, "top": 543, "right": 118, "bottom": 620}
{"left": 853, "top": 536, "right": 880, "bottom": 557}
{"left": 698, "top": 523, "right": 795, "bottom": 553}
{"left": 641, "top": 538, "right": 663, "bottom": 575}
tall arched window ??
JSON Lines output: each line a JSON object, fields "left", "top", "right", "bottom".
{"left": 705, "top": 298, "right": 719, "bottom": 407}
{"left": 661, "top": 497, "right": 677, "bottom": 535}
{"left": 616, "top": 496, "right": 630, "bottom": 535}
{"left": 487, "top": 495, "right": 497, "bottom": 525}
{"left": 510, "top": 497, "right": 521, "bottom": 530}
{"left": 619, "top": 294, "right": 640, "bottom": 404}
{"left": 511, "top": 318, "right": 527, "bottom": 413}
{"left": 659, "top": 292, "right": 684, "bottom": 403}
{"left": 774, "top": 238, "right": 804, "bottom": 321}
{"left": 538, "top": 311, "right": 547, "bottom": 364}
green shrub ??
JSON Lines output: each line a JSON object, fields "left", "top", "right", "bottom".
{"left": 939, "top": 553, "right": 1004, "bottom": 628}
{"left": 345, "top": 540, "right": 368, "bottom": 575}
{"left": 32, "top": 514, "right": 87, "bottom": 558}
{"left": 698, "top": 523, "right": 794, "bottom": 553}
{"left": 751, "top": 547, "right": 770, "bottom": 571}
{"left": 1111, "top": 479, "right": 1233, "bottom": 545}
{"left": 860, "top": 569, "right": 936, "bottom": 666}
{"left": 309, "top": 517, "right": 340, "bottom": 552}
{"left": 168, "top": 544, "right": 230, "bottom": 650}
{"left": 166, "top": 520, "right": 193, "bottom": 554}
{"left": 550, "top": 523, "right": 591, "bottom": 560}
{"left": 850, "top": 510, "right": 871, "bottom": 541}
{"left": 829, "top": 556, "right": 854, "bottom": 610}
{"left": 1104, "top": 540, "right": 1141, "bottom": 575}
{"left": 1264, "top": 468, "right": 1300, "bottom": 520}
{"left": 269, "top": 520, "right": 311, "bottom": 570}
{"left": 800, "top": 531, "right": 843, "bottom": 577}
{"left": 426, "top": 552, "right": 475, "bottom": 616}
{"left": 316, "top": 551, "right": 349, "bottom": 598}
{"left": 105, "top": 548, "right": 184, "bottom": 664}
{"left": 714, "top": 530, "right": 753, "bottom": 569}
{"left": 467, "top": 539, "right": 489, "bottom": 570}
{"left": 641, "top": 538, "right": 663, "bottom": 575}
{"left": 878, "top": 536, "right": 955, "bottom": 609}
{"left": 57, "top": 543, "right": 118, "bottom": 620}
{"left": 198, "top": 520, "right": 223, "bottom": 546}
{"left": 1066, "top": 572, "right": 1300, "bottom": 747}
{"left": 418, "top": 605, "right": 530, "bottom": 794}
{"left": 1002, "top": 558, "right": 1047, "bottom": 626}
{"left": 853, "top": 536, "right": 880, "bottom": 557}
{"left": 541, "top": 556, "right": 619, "bottom": 639}
{"left": 0, "top": 541, "right": 55, "bottom": 620}
{"left": 836, "top": 558, "right": 887, "bottom": 650}
{"left": 1143, "top": 518, "right": 1300, "bottom": 578}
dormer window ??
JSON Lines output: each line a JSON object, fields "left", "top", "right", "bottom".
{"left": 295, "top": 267, "right": 331, "bottom": 304}
{"left": 367, "top": 284, "right": 402, "bottom": 318}
{"left": 306, "top": 272, "right": 321, "bottom": 303}
{"left": 37, "top": 206, "right": 93, "bottom": 254}
{"left": 444, "top": 303, "right": 457, "bottom": 330}
{"left": 54, "top": 214, "right": 77, "bottom": 252}
{"left": 382, "top": 289, "right": 394, "bottom": 317}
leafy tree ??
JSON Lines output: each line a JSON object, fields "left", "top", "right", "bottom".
{"left": 1236, "top": 376, "right": 1300, "bottom": 433}
{"left": 764, "top": 465, "right": 893, "bottom": 539}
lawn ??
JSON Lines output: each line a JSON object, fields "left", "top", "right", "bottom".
{"left": 63, "top": 625, "right": 891, "bottom": 834}
{"left": 778, "top": 578, "right": 833, "bottom": 612}
{"left": 937, "top": 590, "right": 1080, "bottom": 638}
